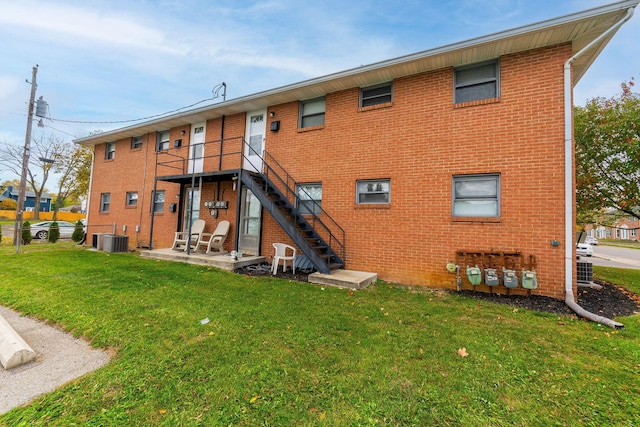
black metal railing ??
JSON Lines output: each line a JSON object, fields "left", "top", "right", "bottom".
{"left": 152, "top": 135, "right": 345, "bottom": 266}
{"left": 260, "top": 149, "right": 345, "bottom": 265}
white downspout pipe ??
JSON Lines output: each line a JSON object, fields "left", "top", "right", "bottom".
{"left": 563, "top": 6, "right": 635, "bottom": 329}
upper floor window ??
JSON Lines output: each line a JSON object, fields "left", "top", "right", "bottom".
{"left": 299, "top": 97, "right": 325, "bottom": 128}
{"left": 105, "top": 142, "right": 115, "bottom": 160}
{"left": 296, "top": 183, "right": 322, "bottom": 215}
{"left": 360, "top": 82, "right": 392, "bottom": 107}
{"left": 157, "top": 130, "right": 170, "bottom": 151}
{"left": 452, "top": 174, "right": 500, "bottom": 217}
{"left": 100, "top": 193, "right": 110, "bottom": 212}
{"left": 356, "top": 179, "right": 390, "bottom": 204}
{"left": 454, "top": 60, "right": 499, "bottom": 104}
{"left": 131, "top": 136, "right": 143, "bottom": 149}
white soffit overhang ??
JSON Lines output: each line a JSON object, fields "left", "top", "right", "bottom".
{"left": 75, "top": 0, "right": 639, "bottom": 147}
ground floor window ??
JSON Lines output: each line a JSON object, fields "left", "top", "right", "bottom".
{"left": 100, "top": 193, "right": 110, "bottom": 212}
{"left": 126, "top": 191, "right": 138, "bottom": 207}
{"left": 452, "top": 173, "right": 500, "bottom": 217}
{"left": 153, "top": 190, "right": 165, "bottom": 213}
{"left": 356, "top": 179, "right": 390, "bottom": 204}
{"left": 296, "top": 183, "right": 322, "bottom": 214}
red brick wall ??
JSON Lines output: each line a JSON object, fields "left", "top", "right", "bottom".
{"left": 261, "top": 43, "right": 573, "bottom": 298}
{"left": 87, "top": 43, "right": 575, "bottom": 299}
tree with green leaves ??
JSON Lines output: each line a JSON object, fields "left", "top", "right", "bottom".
{"left": 50, "top": 143, "right": 92, "bottom": 220}
{"left": 575, "top": 78, "right": 640, "bottom": 221}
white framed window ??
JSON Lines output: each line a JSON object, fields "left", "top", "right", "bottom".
{"left": 299, "top": 97, "right": 325, "bottom": 128}
{"left": 454, "top": 60, "right": 499, "bottom": 104}
{"left": 157, "top": 130, "right": 170, "bottom": 151}
{"left": 360, "top": 82, "right": 392, "bottom": 107}
{"left": 356, "top": 179, "right": 390, "bottom": 204}
{"left": 105, "top": 142, "right": 115, "bottom": 160}
{"left": 100, "top": 193, "right": 110, "bottom": 212}
{"left": 131, "top": 136, "right": 143, "bottom": 149}
{"left": 152, "top": 190, "right": 165, "bottom": 213}
{"left": 126, "top": 191, "right": 138, "bottom": 207}
{"left": 452, "top": 174, "right": 500, "bottom": 217}
{"left": 296, "top": 183, "right": 322, "bottom": 215}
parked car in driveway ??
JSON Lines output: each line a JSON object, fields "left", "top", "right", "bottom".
{"left": 30, "top": 221, "right": 79, "bottom": 240}
{"left": 576, "top": 243, "right": 593, "bottom": 257}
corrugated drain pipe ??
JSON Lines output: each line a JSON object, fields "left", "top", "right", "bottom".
{"left": 563, "top": 5, "right": 636, "bottom": 329}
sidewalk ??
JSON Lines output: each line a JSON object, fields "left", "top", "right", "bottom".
{"left": 0, "top": 306, "right": 110, "bottom": 415}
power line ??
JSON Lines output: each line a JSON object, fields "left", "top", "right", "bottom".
{"left": 47, "top": 83, "right": 227, "bottom": 125}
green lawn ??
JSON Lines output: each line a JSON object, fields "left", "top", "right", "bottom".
{"left": 1, "top": 243, "right": 639, "bottom": 426}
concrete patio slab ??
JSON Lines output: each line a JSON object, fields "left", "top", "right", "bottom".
{"left": 140, "top": 248, "right": 266, "bottom": 271}
{"left": 309, "top": 270, "right": 377, "bottom": 289}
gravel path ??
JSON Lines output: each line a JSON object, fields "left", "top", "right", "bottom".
{"left": 0, "top": 306, "right": 110, "bottom": 415}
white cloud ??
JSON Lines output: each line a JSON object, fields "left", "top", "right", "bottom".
{"left": 0, "top": 1, "right": 185, "bottom": 55}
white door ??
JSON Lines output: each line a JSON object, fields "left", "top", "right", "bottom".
{"left": 188, "top": 123, "right": 205, "bottom": 174}
{"left": 244, "top": 110, "right": 266, "bottom": 172}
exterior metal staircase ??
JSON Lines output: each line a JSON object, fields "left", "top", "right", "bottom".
{"left": 240, "top": 150, "right": 345, "bottom": 274}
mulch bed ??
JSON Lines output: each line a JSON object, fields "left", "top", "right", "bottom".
{"left": 236, "top": 264, "right": 640, "bottom": 320}
{"left": 458, "top": 280, "right": 640, "bottom": 319}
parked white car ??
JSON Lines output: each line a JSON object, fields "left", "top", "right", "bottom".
{"left": 576, "top": 243, "right": 593, "bottom": 257}
{"left": 585, "top": 236, "right": 598, "bottom": 245}
{"left": 30, "top": 221, "right": 79, "bottom": 240}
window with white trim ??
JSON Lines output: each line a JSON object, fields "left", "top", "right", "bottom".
{"left": 126, "top": 191, "right": 138, "bottom": 207}
{"left": 131, "top": 136, "right": 143, "bottom": 149}
{"left": 100, "top": 193, "right": 110, "bottom": 212}
{"left": 299, "top": 97, "right": 325, "bottom": 128}
{"left": 360, "top": 82, "right": 392, "bottom": 107}
{"left": 296, "top": 183, "right": 322, "bottom": 215}
{"left": 105, "top": 142, "right": 115, "bottom": 160}
{"left": 454, "top": 60, "right": 499, "bottom": 104}
{"left": 356, "top": 179, "right": 390, "bottom": 204}
{"left": 452, "top": 174, "right": 500, "bottom": 217}
{"left": 157, "top": 130, "right": 170, "bottom": 151}
{"left": 152, "top": 190, "right": 165, "bottom": 213}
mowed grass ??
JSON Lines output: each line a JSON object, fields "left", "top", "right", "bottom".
{"left": 1, "top": 243, "right": 639, "bottom": 426}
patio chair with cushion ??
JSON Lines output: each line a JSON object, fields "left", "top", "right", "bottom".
{"left": 272, "top": 243, "right": 296, "bottom": 275}
{"left": 171, "top": 219, "right": 206, "bottom": 251}
{"left": 196, "top": 220, "right": 230, "bottom": 254}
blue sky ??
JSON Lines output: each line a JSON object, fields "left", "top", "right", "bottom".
{"left": 1, "top": 0, "right": 639, "bottom": 184}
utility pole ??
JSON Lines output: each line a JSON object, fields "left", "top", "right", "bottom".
{"left": 15, "top": 65, "right": 38, "bottom": 254}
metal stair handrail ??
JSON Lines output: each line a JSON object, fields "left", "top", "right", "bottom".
{"left": 248, "top": 147, "right": 345, "bottom": 264}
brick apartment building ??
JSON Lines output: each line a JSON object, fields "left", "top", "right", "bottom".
{"left": 76, "top": 1, "right": 639, "bottom": 300}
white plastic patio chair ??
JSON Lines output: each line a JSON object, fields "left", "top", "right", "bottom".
{"left": 272, "top": 243, "right": 296, "bottom": 275}
{"left": 171, "top": 219, "right": 206, "bottom": 251}
{"left": 196, "top": 220, "right": 230, "bottom": 254}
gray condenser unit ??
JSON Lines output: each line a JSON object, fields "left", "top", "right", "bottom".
{"left": 103, "top": 235, "right": 129, "bottom": 253}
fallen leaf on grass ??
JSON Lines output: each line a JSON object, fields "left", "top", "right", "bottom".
{"left": 457, "top": 347, "right": 469, "bottom": 357}
{"left": 159, "top": 409, "right": 167, "bottom": 414}
{"left": 250, "top": 395, "right": 260, "bottom": 404}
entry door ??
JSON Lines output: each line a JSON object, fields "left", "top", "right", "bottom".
{"left": 238, "top": 188, "right": 261, "bottom": 254}
{"left": 244, "top": 110, "right": 266, "bottom": 172}
{"left": 183, "top": 186, "right": 201, "bottom": 231}
{"left": 188, "top": 123, "right": 205, "bottom": 174}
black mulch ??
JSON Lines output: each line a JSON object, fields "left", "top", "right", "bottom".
{"left": 236, "top": 264, "right": 640, "bottom": 319}
{"left": 457, "top": 280, "right": 640, "bottom": 319}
